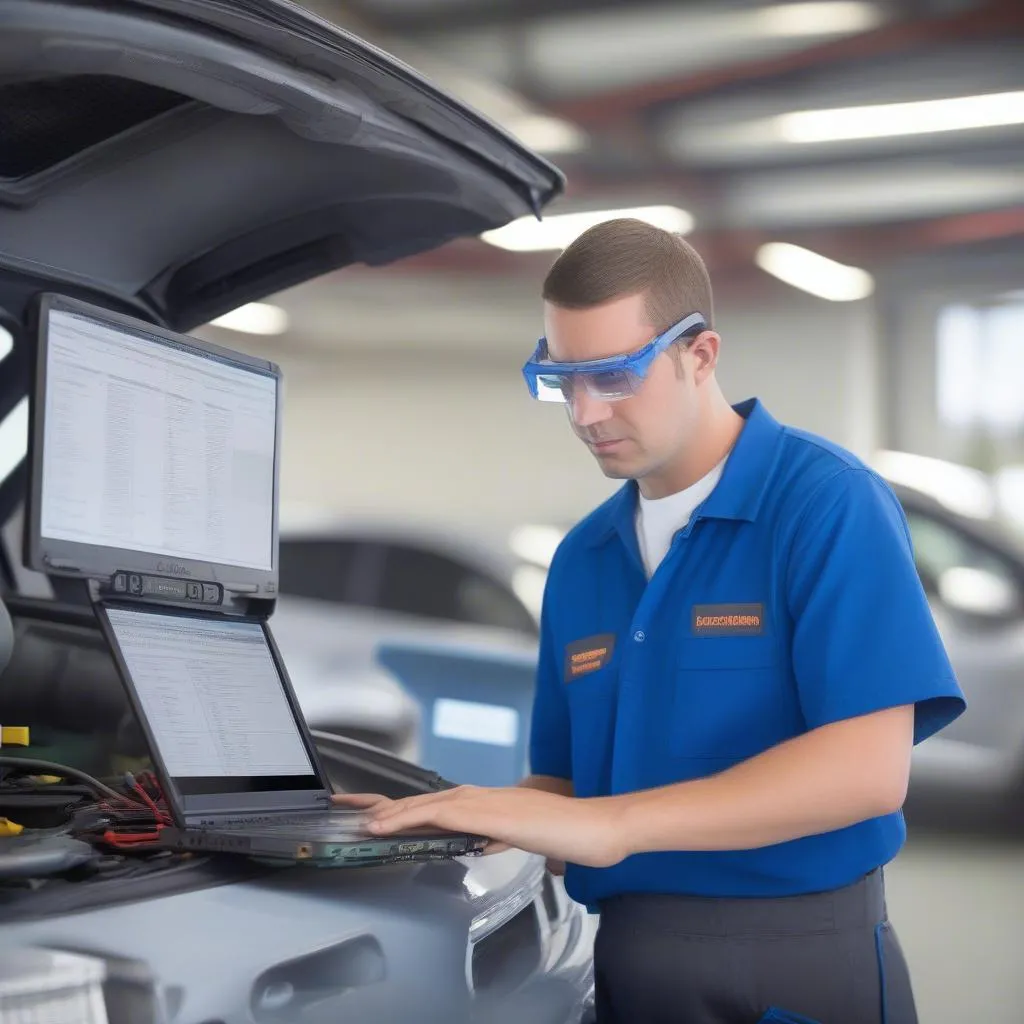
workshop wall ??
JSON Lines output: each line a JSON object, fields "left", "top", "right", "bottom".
{"left": 266, "top": 283, "right": 880, "bottom": 541}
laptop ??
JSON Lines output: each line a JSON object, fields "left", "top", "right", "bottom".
{"left": 24, "top": 294, "right": 486, "bottom": 866}
{"left": 96, "top": 600, "right": 486, "bottom": 864}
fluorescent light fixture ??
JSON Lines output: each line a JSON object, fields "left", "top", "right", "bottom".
{"left": 0, "top": 396, "right": 28, "bottom": 484}
{"left": 483, "top": 206, "right": 694, "bottom": 252}
{"left": 775, "top": 90, "right": 1024, "bottom": 144}
{"left": 755, "top": 242, "right": 874, "bottom": 301}
{"left": 209, "top": 302, "right": 290, "bottom": 336}
{"left": 757, "top": 1, "right": 883, "bottom": 36}
{"left": 872, "top": 449, "right": 997, "bottom": 520}
{"left": 506, "top": 113, "right": 587, "bottom": 154}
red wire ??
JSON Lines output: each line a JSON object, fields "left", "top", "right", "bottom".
{"left": 101, "top": 826, "right": 165, "bottom": 848}
{"left": 132, "top": 782, "right": 171, "bottom": 825}
{"left": 92, "top": 774, "right": 171, "bottom": 848}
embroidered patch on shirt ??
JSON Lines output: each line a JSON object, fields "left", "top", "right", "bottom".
{"left": 564, "top": 634, "right": 616, "bottom": 681}
{"left": 691, "top": 603, "right": 764, "bottom": 636}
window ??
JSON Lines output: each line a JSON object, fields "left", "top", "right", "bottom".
{"left": 277, "top": 536, "right": 538, "bottom": 635}
{"left": 905, "top": 510, "right": 1023, "bottom": 619}
{"left": 937, "top": 301, "right": 1024, "bottom": 437}
{"left": 377, "top": 543, "right": 537, "bottom": 635}
{"left": 277, "top": 538, "right": 365, "bottom": 604}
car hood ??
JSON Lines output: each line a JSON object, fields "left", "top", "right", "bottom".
{"left": 0, "top": 0, "right": 563, "bottom": 330}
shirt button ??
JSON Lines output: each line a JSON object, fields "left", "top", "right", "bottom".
{"left": 633, "top": 630, "right": 646, "bottom": 643}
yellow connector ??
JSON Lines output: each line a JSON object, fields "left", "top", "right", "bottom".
{"left": 0, "top": 726, "right": 30, "bottom": 747}
{"left": 0, "top": 818, "right": 24, "bottom": 837}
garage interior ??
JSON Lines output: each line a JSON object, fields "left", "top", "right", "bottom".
{"left": 204, "top": 3, "right": 1024, "bottom": 1019}
{"left": 1, "top": 1, "right": 1022, "bottom": 1021}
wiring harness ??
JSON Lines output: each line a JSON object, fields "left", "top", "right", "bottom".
{"left": 0, "top": 757, "right": 171, "bottom": 851}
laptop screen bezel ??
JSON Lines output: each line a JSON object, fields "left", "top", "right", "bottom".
{"left": 96, "top": 599, "right": 332, "bottom": 822}
{"left": 25, "top": 293, "right": 283, "bottom": 600}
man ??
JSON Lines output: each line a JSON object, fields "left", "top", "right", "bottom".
{"left": 335, "top": 219, "right": 966, "bottom": 1023}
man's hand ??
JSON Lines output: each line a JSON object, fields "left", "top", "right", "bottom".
{"left": 331, "top": 791, "right": 517, "bottom": 854}
{"left": 334, "top": 787, "right": 625, "bottom": 868}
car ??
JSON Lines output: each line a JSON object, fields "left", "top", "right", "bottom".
{"left": 272, "top": 460, "right": 1024, "bottom": 823}
{"left": 0, "top": 2, "right": 597, "bottom": 1021}
{"left": 875, "top": 458, "right": 1024, "bottom": 825}
{"left": 515, "top": 453, "right": 1024, "bottom": 825}
{"left": 270, "top": 516, "right": 544, "bottom": 758}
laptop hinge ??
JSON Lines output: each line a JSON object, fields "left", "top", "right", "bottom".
{"left": 184, "top": 794, "right": 331, "bottom": 827}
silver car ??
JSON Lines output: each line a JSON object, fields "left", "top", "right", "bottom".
{"left": 272, "top": 519, "right": 543, "bottom": 758}
{"left": 272, "top": 466, "right": 1024, "bottom": 825}
{"left": 0, "top": 1, "right": 595, "bottom": 1019}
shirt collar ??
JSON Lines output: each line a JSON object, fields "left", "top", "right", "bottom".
{"left": 584, "top": 398, "right": 784, "bottom": 548}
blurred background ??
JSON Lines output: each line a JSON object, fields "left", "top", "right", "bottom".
{"left": 3, "top": 0, "right": 1020, "bottom": 1019}
{"left": 199, "top": 3, "right": 1023, "bottom": 1017}
{"left": 187, "top": 3, "right": 1023, "bottom": 1017}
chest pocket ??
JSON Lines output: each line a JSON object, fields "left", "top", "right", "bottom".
{"left": 671, "top": 628, "right": 790, "bottom": 760}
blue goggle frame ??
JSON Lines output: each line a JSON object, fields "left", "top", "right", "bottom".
{"left": 522, "top": 311, "right": 708, "bottom": 403}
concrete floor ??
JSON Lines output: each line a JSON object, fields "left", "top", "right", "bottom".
{"left": 885, "top": 827, "right": 1024, "bottom": 1024}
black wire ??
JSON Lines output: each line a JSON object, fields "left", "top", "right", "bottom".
{"left": 0, "top": 757, "right": 126, "bottom": 801}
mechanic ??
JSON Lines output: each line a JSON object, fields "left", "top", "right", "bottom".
{"left": 336, "top": 218, "right": 967, "bottom": 1024}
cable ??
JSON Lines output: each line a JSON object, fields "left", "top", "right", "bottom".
{"left": 0, "top": 756, "right": 125, "bottom": 801}
{"left": 101, "top": 826, "right": 166, "bottom": 849}
{"left": 125, "top": 773, "right": 171, "bottom": 826}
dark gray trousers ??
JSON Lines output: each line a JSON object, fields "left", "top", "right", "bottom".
{"left": 593, "top": 869, "right": 917, "bottom": 1024}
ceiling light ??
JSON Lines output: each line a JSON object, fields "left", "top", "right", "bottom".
{"left": 775, "top": 90, "right": 1024, "bottom": 144}
{"left": 482, "top": 206, "right": 694, "bottom": 252}
{"left": 505, "top": 114, "right": 587, "bottom": 154}
{"left": 0, "top": 326, "right": 12, "bottom": 362}
{"left": 208, "top": 302, "right": 290, "bottom": 336}
{"left": 757, "top": 1, "right": 884, "bottom": 36}
{"left": 755, "top": 242, "right": 874, "bottom": 301}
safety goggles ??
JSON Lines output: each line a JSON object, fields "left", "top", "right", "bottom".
{"left": 522, "top": 311, "right": 708, "bottom": 404}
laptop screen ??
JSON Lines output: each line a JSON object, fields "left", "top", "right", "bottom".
{"left": 105, "top": 605, "right": 322, "bottom": 797}
{"left": 27, "top": 296, "right": 280, "bottom": 596}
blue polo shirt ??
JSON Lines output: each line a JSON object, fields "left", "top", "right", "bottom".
{"left": 529, "top": 398, "right": 966, "bottom": 905}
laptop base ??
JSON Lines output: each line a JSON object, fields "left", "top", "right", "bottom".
{"left": 161, "top": 826, "right": 488, "bottom": 866}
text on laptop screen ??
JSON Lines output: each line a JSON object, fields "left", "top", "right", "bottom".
{"left": 39, "top": 308, "right": 277, "bottom": 573}
{"left": 106, "top": 607, "right": 317, "bottom": 789}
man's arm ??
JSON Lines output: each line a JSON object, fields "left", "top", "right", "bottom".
{"left": 619, "top": 705, "right": 913, "bottom": 856}
{"left": 354, "top": 471, "right": 965, "bottom": 869}
{"left": 519, "top": 774, "right": 573, "bottom": 796}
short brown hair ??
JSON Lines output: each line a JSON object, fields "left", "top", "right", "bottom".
{"left": 541, "top": 218, "right": 713, "bottom": 331}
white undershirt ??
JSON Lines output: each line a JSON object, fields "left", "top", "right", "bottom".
{"left": 635, "top": 458, "right": 727, "bottom": 578}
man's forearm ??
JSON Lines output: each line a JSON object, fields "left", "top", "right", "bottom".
{"left": 619, "top": 706, "right": 914, "bottom": 856}
{"left": 519, "top": 774, "right": 574, "bottom": 797}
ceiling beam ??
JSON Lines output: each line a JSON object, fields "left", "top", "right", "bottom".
{"left": 356, "top": 202, "right": 1024, "bottom": 283}
{"left": 552, "top": 0, "right": 1024, "bottom": 127}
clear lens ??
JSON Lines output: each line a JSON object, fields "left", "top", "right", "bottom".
{"left": 535, "top": 374, "right": 570, "bottom": 402}
{"left": 587, "top": 369, "right": 636, "bottom": 401}
{"left": 533, "top": 369, "right": 641, "bottom": 403}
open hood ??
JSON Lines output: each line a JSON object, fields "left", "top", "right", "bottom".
{"left": 0, "top": 0, "right": 564, "bottom": 330}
